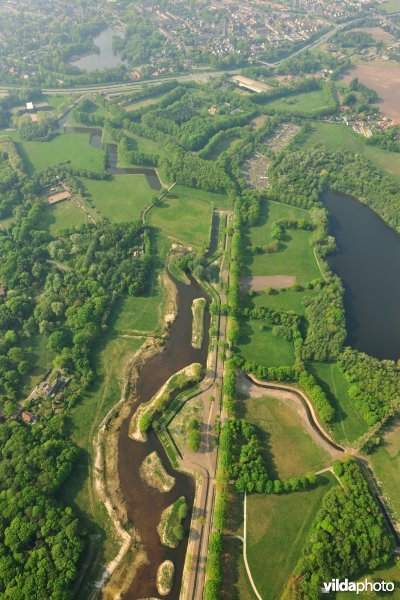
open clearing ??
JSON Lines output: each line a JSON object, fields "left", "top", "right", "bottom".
{"left": 342, "top": 63, "right": 400, "bottom": 121}
{"left": 43, "top": 199, "right": 88, "bottom": 234}
{"left": 246, "top": 474, "right": 336, "bottom": 599}
{"left": 237, "top": 394, "right": 331, "bottom": 479}
{"left": 245, "top": 201, "right": 320, "bottom": 285}
{"left": 369, "top": 419, "right": 400, "bottom": 521}
{"left": 149, "top": 193, "right": 212, "bottom": 249}
{"left": 80, "top": 174, "right": 153, "bottom": 222}
{"left": 240, "top": 275, "right": 296, "bottom": 293}
{"left": 239, "top": 320, "right": 295, "bottom": 368}
{"left": 310, "top": 362, "right": 369, "bottom": 445}
{"left": 6, "top": 132, "right": 105, "bottom": 174}
{"left": 172, "top": 185, "right": 232, "bottom": 211}
{"left": 248, "top": 288, "right": 317, "bottom": 315}
{"left": 303, "top": 121, "right": 400, "bottom": 179}
{"left": 261, "top": 88, "right": 333, "bottom": 115}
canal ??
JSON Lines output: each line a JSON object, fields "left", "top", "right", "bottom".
{"left": 323, "top": 190, "right": 400, "bottom": 361}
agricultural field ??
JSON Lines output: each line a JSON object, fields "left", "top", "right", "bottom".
{"left": 236, "top": 394, "right": 331, "bottom": 479}
{"left": 172, "top": 185, "right": 232, "bottom": 211}
{"left": 80, "top": 174, "right": 153, "bottom": 222}
{"left": 245, "top": 201, "right": 320, "bottom": 285}
{"left": 148, "top": 192, "right": 212, "bottom": 249}
{"left": 310, "top": 362, "right": 369, "bottom": 445}
{"left": 303, "top": 121, "right": 400, "bottom": 179}
{"left": 369, "top": 419, "right": 400, "bottom": 520}
{"left": 6, "top": 132, "right": 105, "bottom": 174}
{"left": 238, "top": 320, "right": 295, "bottom": 368}
{"left": 43, "top": 199, "right": 89, "bottom": 235}
{"left": 262, "top": 88, "right": 334, "bottom": 115}
{"left": 245, "top": 474, "right": 337, "bottom": 599}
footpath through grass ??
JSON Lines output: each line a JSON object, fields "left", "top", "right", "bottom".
{"left": 246, "top": 474, "right": 336, "bottom": 600}
{"left": 310, "top": 362, "right": 369, "bottom": 445}
{"left": 237, "top": 394, "right": 331, "bottom": 479}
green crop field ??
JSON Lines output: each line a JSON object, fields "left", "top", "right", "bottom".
{"left": 81, "top": 174, "right": 153, "bottom": 222}
{"left": 43, "top": 199, "right": 88, "bottom": 235}
{"left": 302, "top": 121, "right": 400, "bottom": 179}
{"left": 245, "top": 201, "right": 320, "bottom": 285}
{"left": 172, "top": 185, "right": 232, "bottom": 210}
{"left": 262, "top": 88, "right": 334, "bottom": 115}
{"left": 149, "top": 193, "right": 212, "bottom": 249}
{"left": 10, "top": 132, "right": 105, "bottom": 174}
{"left": 239, "top": 320, "right": 295, "bottom": 367}
{"left": 369, "top": 420, "right": 400, "bottom": 520}
{"left": 310, "top": 362, "right": 369, "bottom": 445}
{"left": 237, "top": 395, "right": 331, "bottom": 479}
{"left": 246, "top": 474, "right": 336, "bottom": 600}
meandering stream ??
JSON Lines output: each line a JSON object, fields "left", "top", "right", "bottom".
{"left": 118, "top": 275, "right": 210, "bottom": 599}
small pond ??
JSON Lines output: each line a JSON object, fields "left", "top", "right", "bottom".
{"left": 70, "top": 27, "right": 124, "bottom": 72}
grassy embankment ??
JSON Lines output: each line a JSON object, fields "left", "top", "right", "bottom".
{"left": 310, "top": 362, "right": 369, "bottom": 446}
{"left": 369, "top": 420, "right": 400, "bottom": 521}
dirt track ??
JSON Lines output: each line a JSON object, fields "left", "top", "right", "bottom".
{"left": 240, "top": 275, "right": 296, "bottom": 293}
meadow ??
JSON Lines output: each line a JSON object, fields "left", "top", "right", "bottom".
{"left": 237, "top": 394, "right": 331, "bottom": 479}
{"left": 43, "top": 199, "right": 89, "bottom": 235}
{"left": 149, "top": 193, "right": 212, "bottom": 249}
{"left": 9, "top": 132, "right": 105, "bottom": 174}
{"left": 369, "top": 420, "right": 400, "bottom": 520}
{"left": 262, "top": 88, "right": 335, "bottom": 115}
{"left": 172, "top": 185, "right": 232, "bottom": 211}
{"left": 238, "top": 320, "right": 295, "bottom": 368}
{"left": 245, "top": 200, "right": 320, "bottom": 285}
{"left": 81, "top": 174, "right": 153, "bottom": 222}
{"left": 246, "top": 474, "right": 336, "bottom": 599}
{"left": 302, "top": 121, "right": 400, "bottom": 179}
{"left": 249, "top": 287, "right": 317, "bottom": 315}
{"left": 310, "top": 362, "right": 369, "bottom": 445}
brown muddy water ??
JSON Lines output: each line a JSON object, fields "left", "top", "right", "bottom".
{"left": 118, "top": 274, "right": 210, "bottom": 599}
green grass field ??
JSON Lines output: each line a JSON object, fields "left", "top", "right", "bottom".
{"left": 246, "top": 474, "right": 336, "bottom": 599}
{"left": 246, "top": 201, "right": 320, "bottom": 285}
{"left": 43, "top": 199, "right": 88, "bottom": 235}
{"left": 336, "top": 561, "right": 400, "bottom": 599}
{"left": 81, "top": 174, "right": 153, "bottom": 222}
{"left": 262, "top": 89, "right": 334, "bottom": 115}
{"left": 302, "top": 121, "right": 400, "bottom": 179}
{"left": 378, "top": 0, "right": 400, "bottom": 12}
{"left": 239, "top": 320, "right": 295, "bottom": 368}
{"left": 172, "top": 185, "right": 232, "bottom": 211}
{"left": 237, "top": 395, "right": 331, "bottom": 479}
{"left": 202, "top": 134, "right": 242, "bottom": 160}
{"left": 20, "top": 333, "right": 54, "bottom": 397}
{"left": 310, "top": 362, "right": 369, "bottom": 445}
{"left": 249, "top": 288, "right": 317, "bottom": 315}
{"left": 149, "top": 193, "right": 212, "bottom": 249}
{"left": 369, "top": 420, "right": 400, "bottom": 520}
{"left": 8, "top": 132, "right": 105, "bottom": 174}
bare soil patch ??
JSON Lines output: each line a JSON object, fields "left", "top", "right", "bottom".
{"left": 342, "top": 63, "right": 400, "bottom": 121}
{"left": 240, "top": 275, "right": 296, "bottom": 293}
{"left": 350, "top": 27, "right": 395, "bottom": 42}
